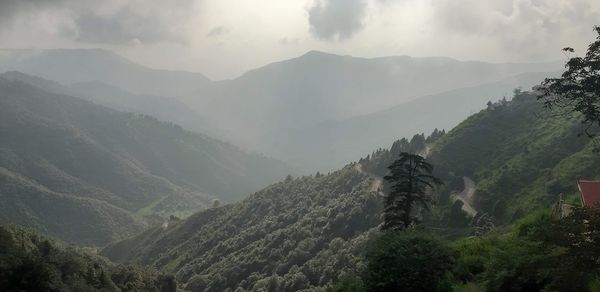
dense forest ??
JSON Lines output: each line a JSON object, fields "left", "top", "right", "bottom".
{"left": 0, "top": 225, "right": 177, "bottom": 291}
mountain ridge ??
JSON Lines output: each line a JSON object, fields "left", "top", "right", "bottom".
{"left": 0, "top": 48, "right": 210, "bottom": 97}
{"left": 0, "top": 77, "right": 292, "bottom": 245}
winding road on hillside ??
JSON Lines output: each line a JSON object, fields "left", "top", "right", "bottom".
{"left": 456, "top": 177, "right": 477, "bottom": 216}
{"left": 354, "top": 163, "right": 384, "bottom": 195}
{"left": 353, "top": 155, "right": 478, "bottom": 217}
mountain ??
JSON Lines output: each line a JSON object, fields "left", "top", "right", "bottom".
{"left": 0, "top": 48, "right": 210, "bottom": 97}
{"left": 262, "top": 71, "right": 560, "bottom": 171}
{"left": 0, "top": 77, "right": 291, "bottom": 245}
{"left": 1, "top": 71, "right": 223, "bottom": 140}
{"left": 102, "top": 165, "right": 382, "bottom": 291}
{"left": 102, "top": 92, "right": 600, "bottom": 291}
{"left": 99, "top": 135, "right": 440, "bottom": 291}
{"left": 186, "top": 50, "right": 561, "bottom": 167}
{"left": 0, "top": 224, "right": 177, "bottom": 291}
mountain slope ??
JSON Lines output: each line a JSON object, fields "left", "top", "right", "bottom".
{"left": 0, "top": 77, "right": 291, "bottom": 245}
{"left": 430, "top": 92, "right": 600, "bottom": 222}
{"left": 187, "top": 50, "right": 561, "bottom": 150}
{"left": 101, "top": 137, "right": 435, "bottom": 291}
{"left": 1, "top": 71, "right": 223, "bottom": 141}
{"left": 0, "top": 225, "right": 177, "bottom": 291}
{"left": 0, "top": 48, "right": 209, "bottom": 97}
{"left": 263, "top": 71, "right": 558, "bottom": 171}
{"left": 103, "top": 90, "right": 600, "bottom": 291}
{"left": 103, "top": 166, "right": 381, "bottom": 291}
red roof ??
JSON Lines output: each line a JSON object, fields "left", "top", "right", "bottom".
{"left": 577, "top": 180, "right": 600, "bottom": 208}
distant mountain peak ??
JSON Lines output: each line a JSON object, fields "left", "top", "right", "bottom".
{"left": 0, "top": 48, "right": 211, "bottom": 97}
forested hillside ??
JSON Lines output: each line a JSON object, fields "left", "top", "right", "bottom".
{"left": 430, "top": 91, "right": 600, "bottom": 223}
{"left": 103, "top": 89, "right": 600, "bottom": 291}
{"left": 0, "top": 77, "right": 291, "bottom": 245}
{"left": 101, "top": 136, "right": 433, "bottom": 291}
{"left": 0, "top": 225, "right": 177, "bottom": 291}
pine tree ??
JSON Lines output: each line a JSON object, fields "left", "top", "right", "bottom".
{"left": 382, "top": 152, "right": 442, "bottom": 230}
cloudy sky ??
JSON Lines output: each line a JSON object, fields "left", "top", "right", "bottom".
{"left": 1, "top": 0, "right": 599, "bottom": 80}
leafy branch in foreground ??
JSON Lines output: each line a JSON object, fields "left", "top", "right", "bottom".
{"left": 538, "top": 25, "right": 600, "bottom": 138}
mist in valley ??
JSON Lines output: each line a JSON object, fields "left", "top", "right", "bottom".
{"left": 1, "top": 0, "right": 600, "bottom": 291}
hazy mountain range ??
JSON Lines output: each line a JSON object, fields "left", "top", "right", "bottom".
{"left": 0, "top": 49, "right": 210, "bottom": 97}
{"left": 0, "top": 75, "right": 290, "bottom": 245}
{"left": 0, "top": 48, "right": 563, "bottom": 173}
{"left": 263, "top": 70, "right": 561, "bottom": 171}
{"left": 184, "top": 50, "right": 562, "bottom": 170}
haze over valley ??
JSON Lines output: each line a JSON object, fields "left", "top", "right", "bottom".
{"left": 1, "top": 0, "right": 600, "bottom": 291}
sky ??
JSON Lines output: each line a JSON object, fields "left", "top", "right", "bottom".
{"left": 0, "top": 0, "right": 599, "bottom": 80}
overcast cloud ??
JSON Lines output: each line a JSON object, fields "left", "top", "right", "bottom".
{"left": 308, "top": 0, "right": 367, "bottom": 41}
{"left": 0, "top": 0, "right": 598, "bottom": 79}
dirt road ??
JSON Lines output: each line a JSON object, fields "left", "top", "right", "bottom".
{"left": 456, "top": 176, "right": 477, "bottom": 216}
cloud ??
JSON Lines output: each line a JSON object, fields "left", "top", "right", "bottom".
{"left": 206, "top": 26, "right": 228, "bottom": 38}
{"left": 308, "top": 0, "right": 367, "bottom": 41}
{"left": 431, "top": 0, "right": 600, "bottom": 57}
{"left": 279, "top": 37, "right": 300, "bottom": 45}
{"left": 0, "top": 0, "right": 63, "bottom": 19}
{"left": 0, "top": 0, "right": 198, "bottom": 45}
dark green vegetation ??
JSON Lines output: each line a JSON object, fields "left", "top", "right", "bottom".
{"left": 100, "top": 134, "right": 444, "bottom": 291}
{"left": 0, "top": 77, "right": 290, "bottom": 245}
{"left": 102, "top": 166, "right": 381, "bottom": 291}
{"left": 0, "top": 225, "right": 176, "bottom": 292}
{"left": 382, "top": 153, "right": 442, "bottom": 230}
{"left": 431, "top": 91, "right": 600, "bottom": 224}
{"left": 331, "top": 207, "right": 600, "bottom": 292}
{"left": 539, "top": 26, "right": 600, "bottom": 138}
{"left": 363, "top": 231, "right": 456, "bottom": 291}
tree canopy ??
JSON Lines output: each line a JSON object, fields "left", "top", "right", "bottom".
{"left": 383, "top": 152, "right": 442, "bottom": 230}
{"left": 539, "top": 26, "right": 600, "bottom": 137}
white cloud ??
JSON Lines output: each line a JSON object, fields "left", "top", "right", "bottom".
{"left": 0, "top": 0, "right": 598, "bottom": 79}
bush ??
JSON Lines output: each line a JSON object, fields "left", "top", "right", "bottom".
{"left": 364, "top": 230, "right": 456, "bottom": 292}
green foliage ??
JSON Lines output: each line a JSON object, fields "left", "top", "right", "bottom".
{"left": 326, "top": 273, "right": 365, "bottom": 292}
{"left": 383, "top": 152, "right": 443, "bottom": 230}
{"left": 364, "top": 230, "right": 456, "bottom": 292}
{"left": 0, "top": 225, "right": 176, "bottom": 292}
{"left": 103, "top": 167, "right": 383, "bottom": 291}
{"left": 452, "top": 209, "right": 600, "bottom": 291}
{"left": 539, "top": 26, "right": 600, "bottom": 138}
{"left": 431, "top": 91, "right": 599, "bottom": 222}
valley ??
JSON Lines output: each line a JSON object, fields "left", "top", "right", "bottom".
{"left": 1, "top": 10, "right": 600, "bottom": 290}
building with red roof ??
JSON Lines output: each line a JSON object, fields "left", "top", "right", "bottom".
{"left": 577, "top": 180, "right": 600, "bottom": 208}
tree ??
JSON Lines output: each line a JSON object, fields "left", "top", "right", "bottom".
{"left": 382, "top": 152, "right": 442, "bottom": 230}
{"left": 538, "top": 26, "right": 600, "bottom": 137}
{"left": 364, "top": 231, "right": 456, "bottom": 292}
